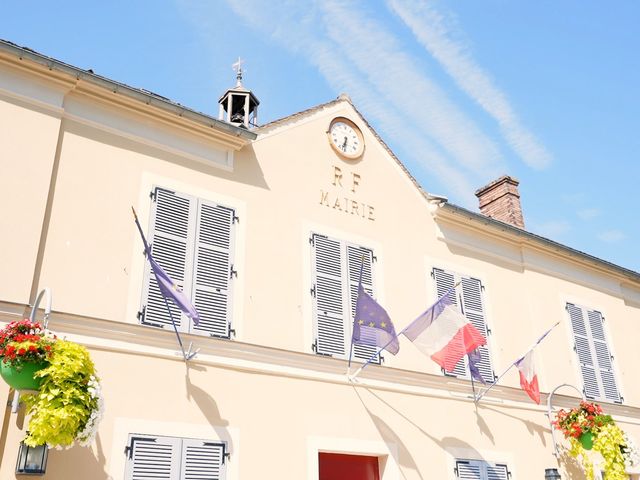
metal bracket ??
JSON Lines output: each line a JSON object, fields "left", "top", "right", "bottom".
{"left": 30, "top": 288, "right": 52, "bottom": 329}
{"left": 546, "top": 383, "right": 585, "bottom": 457}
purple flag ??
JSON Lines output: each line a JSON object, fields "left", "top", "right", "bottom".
{"left": 132, "top": 208, "right": 200, "bottom": 326}
{"left": 148, "top": 254, "right": 201, "bottom": 326}
{"left": 468, "top": 348, "right": 487, "bottom": 385}
{"left": 352, "top": 284, "right": 399, "bottom": 355}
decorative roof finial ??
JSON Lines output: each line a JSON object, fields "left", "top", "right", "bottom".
{"left": 232, "top": 57, "right": 244, "bottom": 87}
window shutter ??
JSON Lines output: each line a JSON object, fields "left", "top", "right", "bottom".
{"left": 455, "top": 459, "right": 509, "bottom": 480}
{"left": 461, "top": 277, "right": 494, "bottom": 383}
{"left": 588, "top": 310, "right": 620, "bottom": 402}
{"left": 455, "top": 460, "right": 482, "bottom": 479}
{"left": 141, "top": 188, "right": 197, "bottom": 332}
{"left": 346, "top": 245, "right": 379, "bottom": 363}
{"left": 125, "top": 435, "right": 181, "bottom": 480}
{"left": 311, "top": 234, "right": 347, "bottom": 357}
{"left": 568, "top": 303, "right": 620, "bottom": 402}
{"left": 181, "top": 439, "right": 226, "bottom": 480}
{"left": 191, "top": 201, "right": 235, "bottom": 338}
{"left": 486, "top": 463, "right": 509, "bottom": 480}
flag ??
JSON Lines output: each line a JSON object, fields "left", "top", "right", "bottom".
{"left": 468, "top": 348, "right": 487, "bottom": 385}
{"left": 511, "top": 322, "right": 558, "bottom": 404}
{"left": 402, "top": 290, "right": 486, "bottom": 372}
{"left": 515, "top": 350, "right": 539, "bottom": 404}
{"left": 148, "top": 254, "right": 201, "bottom": 326}
{"left": 132, "top": 208, "right": 200, "bottom": 326}
{"left": 352, "top": 284, "right": 399, "bottom": 355}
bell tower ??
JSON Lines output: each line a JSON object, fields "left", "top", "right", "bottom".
{"left": 218, "top": 58, "right": 259, "bottom": 129}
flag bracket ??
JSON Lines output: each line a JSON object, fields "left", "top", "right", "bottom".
{"left": 546, "top": 383, "right": 585, "bottom": 457}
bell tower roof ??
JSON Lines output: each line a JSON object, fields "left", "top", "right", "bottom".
{"left": 218, "top": 57, "right": 260, "bottom": 129}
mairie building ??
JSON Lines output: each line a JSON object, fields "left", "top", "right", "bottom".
{"left": 1, "top": 39, "right": 639, "bottom": 480}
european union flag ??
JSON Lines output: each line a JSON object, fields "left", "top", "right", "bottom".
{"left": 352, "top": 284, "right": 399, "bottom": 355}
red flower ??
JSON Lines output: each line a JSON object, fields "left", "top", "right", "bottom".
{"left": 17, "top": 348, "right": 26, "bottom": 356}
{"left": 44, "top": 345, "right": 51, "bottom": 352}
{"left": 28, "top": 345, "right": 37, "bottom": 352}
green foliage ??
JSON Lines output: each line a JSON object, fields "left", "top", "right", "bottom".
{"left": 22, "top": 340, "right": 99, "bottom": 448}
{"left": 594, "top": 424, "right": 627, "bottom": 480}
{"left": 568, "top": 422, "right": 627, "bottom": 480}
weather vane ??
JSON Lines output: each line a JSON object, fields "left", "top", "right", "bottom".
{"left": 232, "top": 57, "right": 244, "bottom": 86}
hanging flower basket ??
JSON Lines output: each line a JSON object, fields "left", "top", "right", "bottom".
{"left": 0, "top": 361, "right": 47, "bottom": 391}
{"left": 0, "top": 319, "right": 54, "bottom": 391}
{"left": 554, "top": 401, "right": 631, "bottom": 480}
{"left": 0, "top": 319, "right": 104, "bottom": 448}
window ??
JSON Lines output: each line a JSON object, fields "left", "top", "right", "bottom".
{"left": 455, "top": 459, "right": 510, "bottom": 479}
{"left": 432, "top": 268, "right": 494, "bottom": 383}
{"left": 319, "top": 452, "right": 380, "bottom": 480}
{"left": 310, "top": 233, "right": 379, "bottom": 362}
{"left": 567, "top": 303, "right": 621, "bottom": 403}
{"left": 125, "top": 434, "right": 227, "bottom": 480}
{"left": 140, "top": 187, "right": 237, "bottom": 338}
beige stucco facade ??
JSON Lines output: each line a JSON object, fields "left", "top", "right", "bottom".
{"left": 1, "top": 42, "right": 639, "bottom": 479}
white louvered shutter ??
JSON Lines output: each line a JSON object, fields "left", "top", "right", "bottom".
{"left": 455, "top": 460, "right": 510, "bottom": 480}
{"left": 181, "top": 439, "right": 226, "bottom": 480}
{"left": 432, "top": 268, "right": 467, "bottom": 377}
{"left": 312, "top": 234, "right": 347, "bottom": 357}
{"left": 486, "top": 463, "right": 509, "bottom": 480}
{"left": 455, "top": 460, "right": 482, "bottom": 479}
{"left": 191, "top": 201, "right": 235, "bottom": 338}
{"left": 126, "top": 435, "right": 181, "bottom": 480}
{"left": 588, "top": 310, "right": 620, "bottom": 402}
{"left": 346, "top": 244, "right": 380, "bottom": 363}
{"left": 141, "top": 188, "right": 197, "bottom": 332}
{"left": 461, "top": 277, "right": 494, "bottom": 383}
{"left": 568, "top": 303, "right": 621, "bottom": 403}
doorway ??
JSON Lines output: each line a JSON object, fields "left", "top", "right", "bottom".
{"left": 319, "top": 452, "right": 380, "bottom": 480}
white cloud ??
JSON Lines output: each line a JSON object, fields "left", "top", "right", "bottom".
{"left": 597, "top": 230, "right": 626, "bottom": 243}
{"left": 577, "top": 208, "right": 601, "bottom": 220}
{"left": 319, "top": 0, "right": 504, "bottom": 178}
{"left": 387, "top": 0, "right": 552, "bottom": 170}
{"left": 531, "top": 220, "right": 571, "bottom": 239}
{"left": 206, "top": 0, "right": 494, "bottom": 205}
{"left": 179, "top": 0, "right": 524, "bottom": 206}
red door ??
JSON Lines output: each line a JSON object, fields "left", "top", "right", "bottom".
{"left": 319, "top": 452, "right": 380, "bottom": 480}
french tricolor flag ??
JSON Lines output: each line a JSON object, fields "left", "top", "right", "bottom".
{"left": 515, "top": 350, "right": 540, "bottom": 404}
{"left": 402, "top": 290, "right": 486, "bottom": 372}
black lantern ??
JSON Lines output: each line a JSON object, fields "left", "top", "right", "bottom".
{"left": 16, "top": 442, "right": 48, "bottom": 475}
{"left": 544, "top": 468, "right": 561, "bottom": 480}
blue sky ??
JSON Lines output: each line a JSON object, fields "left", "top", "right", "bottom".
{"left": 2, "top": 1, "right": 639, "bottom": 272}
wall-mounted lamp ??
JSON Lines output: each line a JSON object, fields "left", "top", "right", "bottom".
{"left": 16, "top": 442, "right": 48, "bottom": 475}
{"left": 544, "top": 468, "right": 561, "bottom": 480}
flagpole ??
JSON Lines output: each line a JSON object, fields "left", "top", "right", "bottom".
{"left": 470, "top": 368, "right": 477, "bottom": 400}
{"left": 474, "top": 321, "right": 560, "bottom": 403}
{"left": 346, "top": 254, "right": 366, "bottom": 376}
{"left": 349, "top": 282, "right": 461, "bottom": 381}
{"left": 132, "top": 207, "right": 197, "bottom": 362}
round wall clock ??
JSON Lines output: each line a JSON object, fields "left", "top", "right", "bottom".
{"left": 327, "top": 117, "right": 365, "bottom": 159}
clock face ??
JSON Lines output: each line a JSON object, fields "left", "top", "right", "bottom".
{"left": 328, "top": 117, "right": 364, "bottom": 159}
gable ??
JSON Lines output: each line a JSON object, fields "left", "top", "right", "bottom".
{"left": 251, "top": 97, "right": 441, "bottom": 231}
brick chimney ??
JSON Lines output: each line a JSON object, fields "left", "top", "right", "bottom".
{"left": 475, "top": 175, "right": 525, "bottom": 229}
